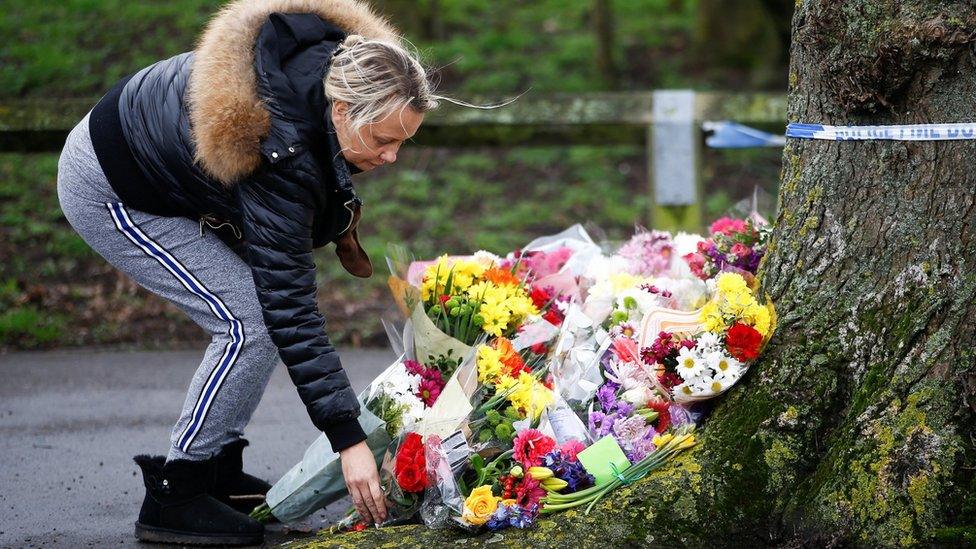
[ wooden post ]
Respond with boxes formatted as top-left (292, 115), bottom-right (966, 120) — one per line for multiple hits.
top-left (650, 90), bottom-right (702, 233)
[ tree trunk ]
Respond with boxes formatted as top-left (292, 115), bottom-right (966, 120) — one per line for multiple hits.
top-left (300, 1), bottom-right (976, 546)
top-left (693, 0), bottom-right (789, 89)
top-left (593, 0), bottom-right (619, 90)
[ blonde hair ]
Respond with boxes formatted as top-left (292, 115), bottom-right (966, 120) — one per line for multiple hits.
top-left (324, 34), bottom-right (520, 149)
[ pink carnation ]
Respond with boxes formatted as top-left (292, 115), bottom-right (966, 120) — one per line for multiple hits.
top-left (709, 217), bottom-right (748, 236)
top-left (559, 439), bottom-right (586, 462)
top-left (731, 242), bottom-right (752, 259)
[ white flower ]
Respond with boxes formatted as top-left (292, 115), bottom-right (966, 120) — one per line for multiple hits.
top-left (621, 386), bottom-right (653, 405)
top-left (675, 346), bottom-right (706, 380)
top-left (399, 392), bottom-right (426, 426)
top-left (707, 351), bottom-right (744, 380)
top-left (699, 375), bottom-right (733, 395)
top-left (654, 277), bottom-right (709, 310)
top-left (379, 364), bottom-right (420, 399)
top-left (473, 250), bottom-right (502, 267)
top-left (615, 286), bottom-right (661, 315)
top-left (669, 232), bottom-right (705, 277)
top-left (673, 381), bottom-right (704, 398)
top-left (695, 332), bottom-right (722, 353)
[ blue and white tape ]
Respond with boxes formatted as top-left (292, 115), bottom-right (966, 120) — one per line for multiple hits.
top-left (787, 122), bottom-right (976, 141)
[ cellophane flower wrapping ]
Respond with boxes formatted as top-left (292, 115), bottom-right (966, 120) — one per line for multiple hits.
top-left (261, 388), bottom-right (391, 523)
top-left (420, 430), bottom-right (471, 528)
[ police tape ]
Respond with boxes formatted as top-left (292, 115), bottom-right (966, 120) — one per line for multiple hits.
top-left (787, 122), bottom-right (976, 141)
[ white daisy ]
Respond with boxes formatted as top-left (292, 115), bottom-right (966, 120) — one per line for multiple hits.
top-left (700, 375), bottom-right (733, 395)
top-left (707, 351), bottom-right (744, 380)
top-left (675, 346), bottom-right (706, 380)
top-left (674, 381), bottom-right (705, 398)
top-left (695, 332), bottom-right (722, 353)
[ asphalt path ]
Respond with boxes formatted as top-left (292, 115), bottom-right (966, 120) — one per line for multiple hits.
top-left (0, 347), bottom-right (394, 548)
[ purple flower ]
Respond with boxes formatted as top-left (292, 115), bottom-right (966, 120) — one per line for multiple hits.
top-left (511, 504), bottom-right (538, 528)
top-left (596, 382), bottom-right (620, 412)
top-left (670, 404), bottom-right (695, 427)
top-left (543, 450), bottom-right (595, 492)
top-left (488, 503), bottom-right (537, 530)
top-left (588, 411), bottom-right (614, 437)
top-left (486, 504), bottom-right (511, 531)
top-left (615, 400), bottom-right (635, 417)
top-left (612, 415), bottom-right (647, 442)
top-left (626, 429), bottom-right (658, 462)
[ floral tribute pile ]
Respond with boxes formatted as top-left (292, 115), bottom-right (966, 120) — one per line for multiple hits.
top-left (253, 217), bottom-right (776, 533)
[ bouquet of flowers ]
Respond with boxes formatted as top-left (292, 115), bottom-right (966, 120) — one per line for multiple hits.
top-left (419, 255), bottom-right (539, 344)
top-left (261, 218), bottom-right (777, 534)
top-left (683, 216), bottom-right (771, 280)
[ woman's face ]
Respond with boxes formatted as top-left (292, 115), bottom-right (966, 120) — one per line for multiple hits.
top-left (331, 101), bottom-right (423, 173)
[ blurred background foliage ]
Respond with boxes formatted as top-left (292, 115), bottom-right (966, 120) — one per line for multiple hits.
top-left (0, 0), bottom-right (791, 349)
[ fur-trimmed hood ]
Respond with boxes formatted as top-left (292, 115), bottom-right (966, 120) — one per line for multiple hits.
top-left (187, 0), bottom-right (400, 186)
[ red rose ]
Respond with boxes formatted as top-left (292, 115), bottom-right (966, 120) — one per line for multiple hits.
top-left (726, 323), bottom-right (763, 361)
top-left (393, 432), bottom-right (427, 493)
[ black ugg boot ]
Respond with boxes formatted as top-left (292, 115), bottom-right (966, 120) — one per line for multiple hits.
top-left (212, 439), bottom-right (272, 514)
top-left (133, 455), bottom-right (264, 546)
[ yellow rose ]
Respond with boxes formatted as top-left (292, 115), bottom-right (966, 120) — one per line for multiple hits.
top-left (462, 485), bottom-right (500, 526)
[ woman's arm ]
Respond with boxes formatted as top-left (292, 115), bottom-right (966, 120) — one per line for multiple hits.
top-left (236, 162), bottom-right (388, 523)
top-left (235, 162), bottom-right (365, 450)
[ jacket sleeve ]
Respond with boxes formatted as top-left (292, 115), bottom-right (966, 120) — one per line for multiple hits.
top-left (235, 162), bottom-right (366, 452)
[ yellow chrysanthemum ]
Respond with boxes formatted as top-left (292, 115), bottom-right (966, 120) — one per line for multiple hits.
top-left (506, 372), bottom-right (553, 420)
top-left (715, 272), bottom-right (749, 295)
top-left (608, 272), bottom-right (646, 294)
top-left (495, 374), bottom-right (518, 391)
top-left (420, 256), bottom-right (488, 301)
top-left (699, 300), bottom-right (726, 332)
top-left (744, 303), bottom-right (771, 337)
top-left (466, 280), bottom-right (539, 338)
top-left (476, 344), bottom-right (505, 384)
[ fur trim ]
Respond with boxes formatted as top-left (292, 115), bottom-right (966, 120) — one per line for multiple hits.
top-left (187, 0), bottom-right (400, 186)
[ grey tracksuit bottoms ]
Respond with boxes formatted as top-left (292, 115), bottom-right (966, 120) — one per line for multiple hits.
top-left (56, 112), bottom-right (280, 461)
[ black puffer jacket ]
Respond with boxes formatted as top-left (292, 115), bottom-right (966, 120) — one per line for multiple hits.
top-left (87, 1), bottom-right (400, 452)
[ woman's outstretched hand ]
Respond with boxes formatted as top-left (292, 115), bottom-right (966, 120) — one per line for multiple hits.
top-left (339, 441), bottom-right (388, 525)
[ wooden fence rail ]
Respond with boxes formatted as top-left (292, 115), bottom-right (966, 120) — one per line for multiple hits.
top-left (0, 90), bottom-right (787, 231)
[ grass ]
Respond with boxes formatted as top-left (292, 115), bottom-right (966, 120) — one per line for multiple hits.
top-left (0, 0), bottom-right (784, 350)
top-left (1, 0), bottom-right (703, 98)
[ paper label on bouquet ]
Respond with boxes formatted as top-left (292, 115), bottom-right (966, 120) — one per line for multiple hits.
top-left (411, 302), bottom-right (472, 365)
top-left (577, 435), bottom-right (632, 486)
top-left (637, 306), bottom-right (705, 349)
top-left (546, 399), bottom-right (589, 444)
top-left (440, 430), bottom-right (472, 472)
top-left (415, 377), bottom-right (472, 440)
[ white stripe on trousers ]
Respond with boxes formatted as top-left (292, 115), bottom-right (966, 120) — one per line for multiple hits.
top-left (105, 202), bottom-right (244, 453)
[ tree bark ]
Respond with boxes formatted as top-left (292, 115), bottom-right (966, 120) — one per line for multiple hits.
top-left (300, 1), bottom-right (976, 546)
top-left (593, 0), bottom-right (619, 90)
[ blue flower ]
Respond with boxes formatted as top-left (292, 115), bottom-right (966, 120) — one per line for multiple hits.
top-left (486, 504), bottom-right (511, 531)
top-left (542, 450), bottom-right (595, 492)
